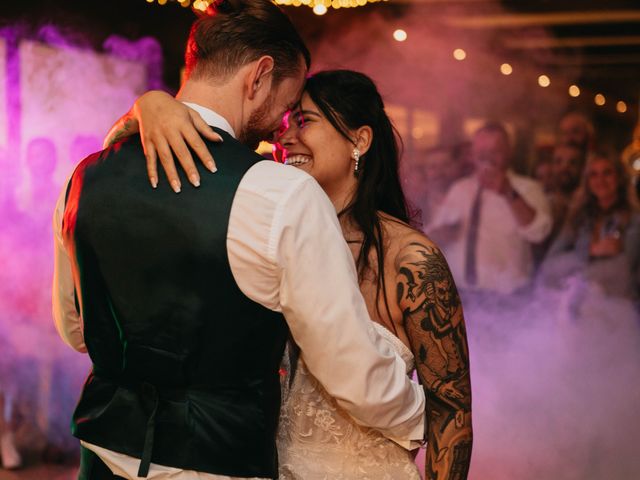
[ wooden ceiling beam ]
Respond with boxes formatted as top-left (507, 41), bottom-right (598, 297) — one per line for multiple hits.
top-left (503, 35), bottom-right (640, 49)
top-left (543, 53), bottom-right (640, 66)
top-left (445, 10), bottom-right (640, 28)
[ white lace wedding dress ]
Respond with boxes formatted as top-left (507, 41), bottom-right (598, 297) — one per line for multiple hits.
top-left (277, 323), bottom-right (421, 480)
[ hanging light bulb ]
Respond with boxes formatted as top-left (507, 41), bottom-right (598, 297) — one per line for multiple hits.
top-left (538, 75), bottom-right (550, 87)
top-left (500, 63), bottom-right (513, 75)
top-left (453, 48), bottom-right (467, 61)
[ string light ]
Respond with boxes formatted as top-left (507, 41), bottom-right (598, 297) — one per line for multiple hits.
top-left (393, 29), bottom-right (407, 42)
top-left (193, 0), bottom-right (209, 10)
top-left (142, 2), bottom-right (634, 112)
top-left (313, 4), bottom-right (327, 14)
top-left (500, 63), bottom-right (513, 75)
top-left (453, 48), bottom-right (466, 61)
top-left (145, 0), bottom-right (387, 11)
top-left (538, 75), bottom-right (550, 87)
top-left (448, 54), bottom-right (629, 110)
top-left (275, 0), bottom-right (388, 10)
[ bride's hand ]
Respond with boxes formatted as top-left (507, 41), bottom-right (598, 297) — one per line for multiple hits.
top-left (135, 91), bottom-right (223, 192)
top-left (104, 90), bottom-right (223, 192)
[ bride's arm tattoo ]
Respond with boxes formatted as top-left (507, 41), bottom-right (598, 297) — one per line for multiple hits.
top-left (396, 241), bottom-right (472, 480)
top-left (103, 112), bottom-right (139, 148)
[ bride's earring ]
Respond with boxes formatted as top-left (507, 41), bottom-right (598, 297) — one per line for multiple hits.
top-left (352, 148), bottom-right (360, 177)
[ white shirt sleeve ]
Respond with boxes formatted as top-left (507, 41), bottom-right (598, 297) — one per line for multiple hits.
top-left (263, 169), bottom-right (425, 442)
top-left (52, 180), bottom-right (87, 353)
top-left (512, 175), bottom-right (553, 243)
top-left (427, 179), bottom-right (466, 230)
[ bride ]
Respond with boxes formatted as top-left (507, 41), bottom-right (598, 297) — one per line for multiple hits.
top-left (106, 69), bottom-right (473, 479)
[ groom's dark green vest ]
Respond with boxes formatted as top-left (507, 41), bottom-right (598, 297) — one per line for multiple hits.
top-left (64, 131), bottom-right (288, 479)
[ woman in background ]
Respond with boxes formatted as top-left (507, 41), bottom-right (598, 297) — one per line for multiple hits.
top-left (541, 151), bottom-right (640, 302)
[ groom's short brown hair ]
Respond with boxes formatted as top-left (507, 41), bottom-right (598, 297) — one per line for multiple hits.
top-left (185, 0), bottom-right (310, 84)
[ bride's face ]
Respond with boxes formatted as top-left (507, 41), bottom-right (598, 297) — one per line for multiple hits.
top-left (278, 93), bottom-right (356, 195)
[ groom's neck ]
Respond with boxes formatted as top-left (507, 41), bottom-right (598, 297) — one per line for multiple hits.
top-left (176, 77), bottom-right (243, 136)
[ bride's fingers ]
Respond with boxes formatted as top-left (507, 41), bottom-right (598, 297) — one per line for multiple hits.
top-left (166, 131), bottom-right (200, 187)
top-left (155, 137), bottom-right (182, 193)
top-left (143, 140), bottom-right (159, 189)
top-left (190, 109), bottom-right (223, 143)
top-left (181, 127), bottom-right (217, 174)
top-left (188, 111), bottom-right (219, 173)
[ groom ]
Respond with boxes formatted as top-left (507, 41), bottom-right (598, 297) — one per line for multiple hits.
top-left (52, 1), bottom-right (425, 479)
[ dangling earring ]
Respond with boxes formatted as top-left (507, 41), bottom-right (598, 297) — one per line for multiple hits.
top-left (353, 148), bottom-right (360, 177)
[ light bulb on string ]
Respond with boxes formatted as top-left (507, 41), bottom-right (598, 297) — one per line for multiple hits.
top-left (453, 49), bottom-right (466, 61)
top-left (538, 75), bottom-right (550, 88)
top-left (393, 29), bottom-right (407, 42)
top-left (500, 63), bottom-right (512, 75)
top-left (313, 4), bottom-right (327, 14)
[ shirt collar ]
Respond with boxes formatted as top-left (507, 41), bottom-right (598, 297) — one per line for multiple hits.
top-left (181, 102), bottom-right (236, 139)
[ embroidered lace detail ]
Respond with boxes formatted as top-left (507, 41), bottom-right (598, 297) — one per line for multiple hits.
top-left (277, 324), bottom-right (420, 479)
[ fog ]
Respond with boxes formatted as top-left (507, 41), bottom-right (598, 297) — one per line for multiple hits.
top-left (0, 25), bottom-right (155, 460)
top-left (300, 3), bottom-right (640, 478)
top-left (0, 5), bottom-right (638, 478)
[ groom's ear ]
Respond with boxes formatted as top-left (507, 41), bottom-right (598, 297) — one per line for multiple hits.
top-left (246, 55), bottom-right (275, 101)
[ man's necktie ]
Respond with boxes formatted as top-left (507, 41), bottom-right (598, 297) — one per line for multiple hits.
top-left (464, 186), bottom-right (483, 286)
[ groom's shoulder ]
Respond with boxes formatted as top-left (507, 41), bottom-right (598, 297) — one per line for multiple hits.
top-left (76, 135), bottom-right (145, 170)
top-left (236, 160), bottom-right (333, 225)
top-left (241, 160), bottom-right (323, 200)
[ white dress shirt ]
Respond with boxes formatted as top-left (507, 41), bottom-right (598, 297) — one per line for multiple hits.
top-left (52, 104), bottom-right (425, 479)
top-left (427, 170), bottom-right (552, 294)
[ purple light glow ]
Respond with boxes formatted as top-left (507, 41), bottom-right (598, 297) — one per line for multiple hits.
top-left (0, 26), bottom-right (160, 460)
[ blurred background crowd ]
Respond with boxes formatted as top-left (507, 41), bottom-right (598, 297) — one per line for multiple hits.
top-left (0, 0), bottom-right (639, 478)
top-left (418, 112), bottom-right (640, 304)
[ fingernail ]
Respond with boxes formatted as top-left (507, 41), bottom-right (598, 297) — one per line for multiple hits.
top-left (207, 162), bottom-right (217, 173)
top-left (216, 135), bottom-right (223, 142)
top-left (171, 180), bottom-right (181, 193)
top-left (150, 177), bottom-right (158, 189)
top-left (190, 174), bottom-right (200, 187)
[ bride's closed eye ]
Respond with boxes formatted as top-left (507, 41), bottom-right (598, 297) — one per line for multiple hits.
top-left (296, 110), bottom-right (321, 129)
top-left (292, 112), bottom-right (308, 129)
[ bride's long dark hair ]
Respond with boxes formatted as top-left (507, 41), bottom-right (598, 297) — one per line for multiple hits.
top-left (304, 70), bottom-right (417, 323)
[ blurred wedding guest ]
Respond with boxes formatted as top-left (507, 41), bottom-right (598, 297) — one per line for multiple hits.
top-left (0, 332), bottom-right (22, 470)
top-left (533, 143), bottom-right (587, 266)
top-left (557, 111), bottom-right (596, 153)
top-left (0, 149), bottom-right (22, 470)
top-left (452, 140), bottom-right (474, 178)
top-left (23, 137), bottom-right (59, 224)
top-left (533, 154), bottom-right (554, 193)
top-left (0, 149), bottom-right (20, 225)
top-left (552, 143), bottom-right (586, 197)
top-left (0, 392), bottom-right (22, 470)
top-left (540, 151), bottom-right (640, 300)
top-left (416, 145), bottom-right (464, 224)
top-left (427, 122), bottom-right (552, 294)
top-left (621, 122), bottom-right (640, 198)
top-left (0, 378), bottom-right (21, 470)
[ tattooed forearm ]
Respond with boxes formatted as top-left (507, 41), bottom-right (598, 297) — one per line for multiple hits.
top-left (104, 113), bottom-right (138, 148)
top-left (450, 441), bottom-right (472, 480)
top-left (396, 241), bottom-right (472, 480)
